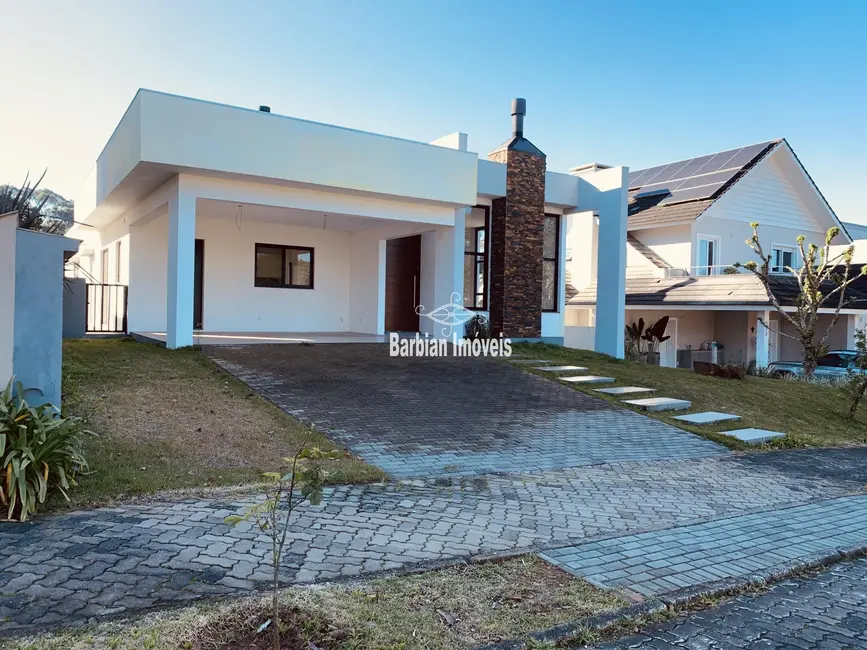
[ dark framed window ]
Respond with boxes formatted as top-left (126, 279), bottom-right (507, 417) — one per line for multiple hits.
top-left (542, 214), bottom-right (560, 312)
top-left (254, 243), bottom-right (314, 289)
top-left (463, 206), bottom-right (489, 309)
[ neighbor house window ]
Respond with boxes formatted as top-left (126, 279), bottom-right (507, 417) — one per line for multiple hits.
top-left (696, 236), bottom-right (720, 276)
top-left (254, 244), bottom-right (314, 289)
top-left (542, 214), bottom-right (560, 312)
top-left (463, 206), bottom-right (489, 309)
top-left (771, 245), bottom-right (795, 273)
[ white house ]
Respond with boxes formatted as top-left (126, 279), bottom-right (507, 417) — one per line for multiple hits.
top-left (68, 90), bottom-right (629, 353)
top-left (567, 139), bottom-right (864, 367)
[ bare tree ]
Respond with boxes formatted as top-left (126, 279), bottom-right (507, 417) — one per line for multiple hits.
top-left (737, 222), bottom-right (867, 378)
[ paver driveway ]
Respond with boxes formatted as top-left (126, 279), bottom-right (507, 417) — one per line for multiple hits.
top-left (206, 344), bottom-right (725, 477)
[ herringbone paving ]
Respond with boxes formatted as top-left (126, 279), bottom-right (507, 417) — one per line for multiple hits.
top-left (2, 450), bottom-right (867, 633)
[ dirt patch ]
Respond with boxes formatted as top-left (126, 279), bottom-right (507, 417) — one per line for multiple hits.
top-left (192, 604), bottom-right (342, 650)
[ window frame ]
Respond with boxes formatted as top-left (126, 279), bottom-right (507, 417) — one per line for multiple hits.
top-left (254, 243), bottom-right (315, 290)
top-left (695, 234), bottom-right (721, 276)
top-left (114, 241), bottom-right (122, 283)
top-left (101, 247), bottom-right (109, 284)
top-left (542, 214), bottom-right (560, 313)
top-left (770, 244), bottom-right (796, 274)
top-left (463, 205), bottom-right (489, 311)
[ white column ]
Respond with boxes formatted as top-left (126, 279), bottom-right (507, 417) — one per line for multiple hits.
top-left (166, 188), bottom-right (196, 349)
top-left (375, 239), bottom-right (386, 336)
top-left (846, 314), bottom-right (857, 349)
top-left (755, 310), bottom-right (771, 368)
top-left (593, 168), bottom-right (628, 358)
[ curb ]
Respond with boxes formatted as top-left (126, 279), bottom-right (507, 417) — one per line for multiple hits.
top-left (473, 543), bottom-right (867, 650)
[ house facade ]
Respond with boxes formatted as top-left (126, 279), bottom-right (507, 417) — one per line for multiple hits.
top-left (567, 139), bottom-right (863, 367)
top-left (69, 90), bottom-right (629, 353)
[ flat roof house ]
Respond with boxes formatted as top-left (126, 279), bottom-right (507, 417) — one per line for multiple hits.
top-left (567, 139), bottom-right (864, 367)
top-left (69, 91), bottom-right (629, 353)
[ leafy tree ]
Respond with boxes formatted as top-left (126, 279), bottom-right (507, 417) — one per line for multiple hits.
top-left (737, 222), bottom-right (867, 378)
top-left (0, 171), bottom-right (71, 234)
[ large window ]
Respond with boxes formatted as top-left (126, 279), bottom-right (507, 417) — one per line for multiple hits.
top-left (771, 245), bottom-right (795, 274)
top-left (254, 243), bottom-right (314, 289)
top-left (542, 214), bottom-right (560, 312)
top-left (696, 235), bottom-right (720, 276)
top-left (463, 206), bottom-right (489, 309)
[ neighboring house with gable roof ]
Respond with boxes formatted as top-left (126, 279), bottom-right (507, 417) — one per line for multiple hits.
top-left (566, 139), bottom-right (866, 368)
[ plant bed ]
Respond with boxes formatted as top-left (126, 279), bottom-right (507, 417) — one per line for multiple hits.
top-left (57, 339), bottom-right (385, 511)
top-left (3, 556), bottom-right (625, 650)
top-left (193, 603), bottom-right (342, 650)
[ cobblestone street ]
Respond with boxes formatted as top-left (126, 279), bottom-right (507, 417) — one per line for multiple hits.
top-left (593, 557), bottom-right (867, 649)
top-left (3, 449), bottom-right (867, 633)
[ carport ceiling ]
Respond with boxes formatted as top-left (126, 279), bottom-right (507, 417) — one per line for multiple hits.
top-left (198, 198), bottom-right (406, 232)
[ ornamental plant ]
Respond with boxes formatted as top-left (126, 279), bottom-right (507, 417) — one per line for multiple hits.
top-left (0, 379), bottom-right (94, 521)
top-left (225, 445), bottom-right (341, 650)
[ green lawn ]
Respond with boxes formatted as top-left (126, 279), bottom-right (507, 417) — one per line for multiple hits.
top-left (59, 339), bottom-right (385, 510)
top-left (512, 343), bottom-right (867, 450)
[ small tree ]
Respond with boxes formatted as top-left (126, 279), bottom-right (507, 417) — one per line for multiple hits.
top-left (846, 327), bottom-right (867, 419)
top-left (225, 446), bottom-right (341, 650)
top-left (737, 223), bottom-right (867, 378)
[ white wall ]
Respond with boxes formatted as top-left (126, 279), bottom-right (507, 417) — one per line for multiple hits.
top-left (693, 216), bottom-right (827, 269)
top-left (195, 216), bottom-right (352, 332)
top-left (628, 225), bottom-right (692, 270)
top-left (128, 211), bottom-right (168, 332)
top-left (138, 91), bottom-right (479, 206)
top-left (0, 213), bottom-right (16, 384)
top-left (566, 211), bottom-right (597, 294)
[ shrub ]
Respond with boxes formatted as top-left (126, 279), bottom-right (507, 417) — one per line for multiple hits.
top-left (0, 380), bottom-right (94, 521)
top-left (846, 327), bottom-right (867, 419)
top-left (464, 314), bottom-right (491, 340)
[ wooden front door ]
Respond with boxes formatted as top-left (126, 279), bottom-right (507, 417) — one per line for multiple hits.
top-left (385, 235), bottom-right (421, 332)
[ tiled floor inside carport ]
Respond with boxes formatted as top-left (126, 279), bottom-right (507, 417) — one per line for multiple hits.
top-left (206, 344), bottom-right (726, 478)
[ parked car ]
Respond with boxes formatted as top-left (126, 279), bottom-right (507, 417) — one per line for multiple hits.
top-left (768, 350), bottom-right (864, 379)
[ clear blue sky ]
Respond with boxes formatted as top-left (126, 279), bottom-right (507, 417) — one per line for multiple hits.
top-left (3, 0), bottom-right (866, 220)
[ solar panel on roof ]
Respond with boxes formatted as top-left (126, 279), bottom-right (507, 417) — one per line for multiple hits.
top-left (627, 140), bottom-right (778, 205)
top-left (659, 183), bottom-right (726, 205)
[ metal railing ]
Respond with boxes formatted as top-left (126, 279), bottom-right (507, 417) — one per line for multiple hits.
top-left (663, 265), bottom-right (741, 278)
top-left (86, 284), bottom-right (128, 333)
top-left (65, 261), bottom-right (100, 284)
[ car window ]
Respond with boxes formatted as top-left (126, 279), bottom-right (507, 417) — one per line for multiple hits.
top-left (818, 353), bottom-right (848, 368)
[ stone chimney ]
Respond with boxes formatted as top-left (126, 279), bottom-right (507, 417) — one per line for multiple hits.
top-left (487, 98), bottom-right (547, 338)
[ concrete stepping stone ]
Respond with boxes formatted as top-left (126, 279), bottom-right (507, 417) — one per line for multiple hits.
top-left (560, 375), bottom-right (615, 384)
top-left (509, 359), bottom-right (552, 364)
top-left (623, 397), bottom-right (691, 412)
top-left (594, 386), bottom-right (656, 395)
top-left (721, 428), bottom-right (786, 444)
top-left (674, 411), bottom-right (741, 425)
top-left (534, 365), bottom-right (588, 372)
